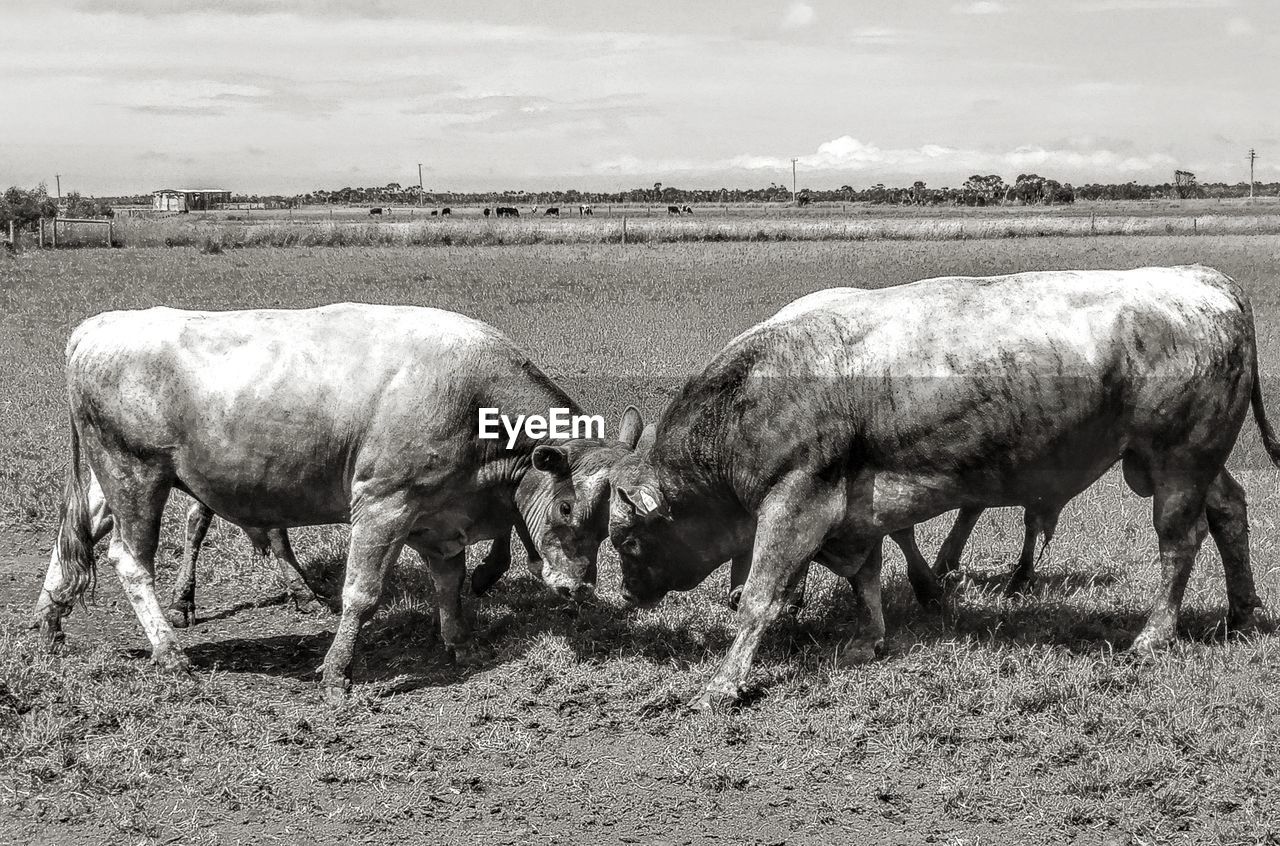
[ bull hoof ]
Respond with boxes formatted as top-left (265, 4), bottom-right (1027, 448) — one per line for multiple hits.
top-left (291, 594), bottom-right (329, 616)
top-left (38, 619), bottom-right (65, 652)
top-left (321, 682), bottom-right (350, 708)
top-left (1129, 630), bottom-right (1172, 658)
top-left (838, 638), bottom-right (884, 667)
top-left (448, 640), bottom-right (493, 668)
top-left (1003, 577), bottom-right (1034, 599)
top-left (688, 684), bottom-right (740, 712)
top-left (165, 604), bottom-right (194, 629)
top-left (1227, 606), bottom-right (1262, 635)
top-left (152, 647), bottom-right (192, 674)
top-left (471, 564), bottom-right (503, 597)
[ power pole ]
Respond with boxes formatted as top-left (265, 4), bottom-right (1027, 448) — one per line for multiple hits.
top-left (1248, 149), bottom-right (1256, 199)
top-left (790, 158), bottom-right (798, 202)
top-left (417, 163), bottom-right (424, 206)
top-left (55, 174), bottom-right (61, 201)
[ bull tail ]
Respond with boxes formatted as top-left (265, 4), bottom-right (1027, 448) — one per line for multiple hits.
top-left (1250, 348), bottom-right (1280, 468)
top-left (55, 409), bottom-right (97, 608)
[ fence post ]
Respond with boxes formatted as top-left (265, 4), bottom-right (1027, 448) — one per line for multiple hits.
top-left (51, 218), bottom-right (58, 248)
top-left (108, 219), bottom-right (115, 246)
top-left (1192, 217), bottom-right (1197, 234)
top-left (7, 220), bottom-right (13, 246)
top-left (38, 218), bottom-right (44, 248)
top-left (1090, 212), bottom-right (1096, 236)
top-left (622, 215), bottom-right (627, 245)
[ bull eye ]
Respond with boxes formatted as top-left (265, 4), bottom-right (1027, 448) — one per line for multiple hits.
top-left (621, 536), bottom-right (640, 554)
top-left (557, 500), bottom-right (573, 521)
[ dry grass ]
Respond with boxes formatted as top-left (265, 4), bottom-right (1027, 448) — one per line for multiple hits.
top-left (22, 204), bottom-right (1280, 251)
top-left (2, 236), bottom-right (1280, 844)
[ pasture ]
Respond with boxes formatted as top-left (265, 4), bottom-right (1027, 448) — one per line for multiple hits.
top-left (2, 235), bottom-right (1280, 844)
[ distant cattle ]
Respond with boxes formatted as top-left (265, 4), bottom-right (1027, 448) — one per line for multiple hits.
top-left (441, 208), bottom-right (451, 216)
top-left (667, 205), bottom-right (681, 215)
top-left (369, 207), bottom-right (383, 216)
top-left (430, 210), bottom-right (438, 216)
top-left (496, 207), bottom-right (519, 218)
top-left (681, 205), bottom-right (694, 215)
top-left (579, 204), bottom-right (593, 216)
top-left (483, 208), bottom-right (491, 217)
top-left (544, 207), bottom-right (560, 217)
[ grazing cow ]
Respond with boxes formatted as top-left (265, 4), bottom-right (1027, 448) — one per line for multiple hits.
top-left (579, 204), bottom-right (593, 216)
top-left (667, 205), bottom-right (681, 216)
top-left (369, 208), bottom-right (383, 216)
top-left (682, 205), bottom-right (694, 215)
top-left (608, 266), bottom-right (1277, 709)
top-left (167, 503), bottom-right (542, 627)
top-left (497, 207), bottom-right (519, 218)
top-left (431, 210), bottom-right (439, 216)
top-left (483, 208), bottom-right (491, 217)
top-left (544, 207), bottom-right (560, 217)
top-left (441, 208), bottom-right (451, 216)
top-left (33, 304), bottom-right (645, 704)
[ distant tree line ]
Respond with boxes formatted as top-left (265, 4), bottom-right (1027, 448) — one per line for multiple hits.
top-left (271, 173), bottom-right (1278, 208)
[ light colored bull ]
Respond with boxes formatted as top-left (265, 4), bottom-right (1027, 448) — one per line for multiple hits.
top-left (33, 303), bottom-right (642, 704)
top-left (609, 266), bottom-right (1279, 709)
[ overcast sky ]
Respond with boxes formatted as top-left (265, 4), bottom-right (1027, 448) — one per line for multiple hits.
top-left (2, 0), bottom-right (1275, 195)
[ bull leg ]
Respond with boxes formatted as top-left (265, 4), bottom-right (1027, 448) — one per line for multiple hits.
top-left (97, 464), bottom-right (187, 672)
top-left (1204, 469), bottom-right (1263, 632)
top-left (514, 520), bottom-right (543, 580)
top-left (692, 473), bottom-right (843, 710)
top-left (935, 506), bottom-right (984, 576)
top-left (258, 528), bottom-right (326, 613)
top-left (1004, 511), bottom-right (1041, 597)
top-left (728, 551), bottom-right (808, 617)
top-left (890, 528), bottom-right (943, 609)
top-left (166, 502), bottom-right (212, 628)
top-left (727, 552), bottom-right (752, 611)
top-left (413, 544), bottom-right (487, 666)
top-left (471, 533), bottom-right (512, 597)
top-left (32, 470), bottom-right (114, 641)
top-left (824, 539), bottom-right (885, 665)
top-left (320, 518), bottom-right (406, 706)
top-left (1131, 473), bottom-right (1210, 654)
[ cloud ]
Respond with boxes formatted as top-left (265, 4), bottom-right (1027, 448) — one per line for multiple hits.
top-left (953, 1), bottom-right (1007, 14)
top-left (595, 136), bottom-right (1179, 181)
top-left (781, 1), bottom-right (816, 29)
top-left (1225, 16), bottom-right (1256, 36)
top-left (1075, 0), bottom-right (1233, 9)
top-left (848, 27), bottom-right (906, 46)
top-left (410, 93), bottom-right (644, 136)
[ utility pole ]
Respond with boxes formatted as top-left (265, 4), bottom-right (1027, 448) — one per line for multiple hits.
top-left (790, 158), bottom-right (798, 202)
top-left (55, 174), bottom-right (61, 201)
top-left (1248, 149), bottom-right (1257, 199)
top-left (417, 163), bottom-right (424, 206)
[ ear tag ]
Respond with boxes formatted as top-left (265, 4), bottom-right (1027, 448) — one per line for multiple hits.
top-left (637, 491), bottom-right (659, 514)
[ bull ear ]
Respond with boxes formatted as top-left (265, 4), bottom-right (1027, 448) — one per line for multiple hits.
top-left (635, 424), bottom-right (657, 454)
top-left (615, 483), bottom-right (667, 519)
top-left (532, 444), bottom-right (571, 477)
top-left (617, 406), bottom-right (643, 449)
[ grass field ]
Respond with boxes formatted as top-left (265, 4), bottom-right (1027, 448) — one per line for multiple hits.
top-left (27, 199), bottom-right (1280, 250)
top-left (2, 235), bottom-right (1280, 844)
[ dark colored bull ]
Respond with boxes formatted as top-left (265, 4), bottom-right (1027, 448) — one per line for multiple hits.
top-left (609, 266), bottom-right (1279, 709)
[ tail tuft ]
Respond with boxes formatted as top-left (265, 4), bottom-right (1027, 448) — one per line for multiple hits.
top-left (1251, 351), bottom-right (1280, 468)
top-left (53, 413), bottom-right (96, 609)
